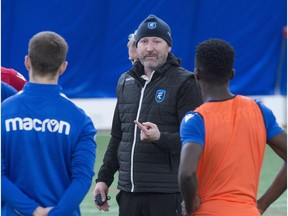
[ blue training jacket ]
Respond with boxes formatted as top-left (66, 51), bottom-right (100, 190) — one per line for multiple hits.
top-left (1, 83), bottom-right (97, 216)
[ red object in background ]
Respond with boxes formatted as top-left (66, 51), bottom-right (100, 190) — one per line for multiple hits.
top-left (1, 67), bottom-right (28, 91)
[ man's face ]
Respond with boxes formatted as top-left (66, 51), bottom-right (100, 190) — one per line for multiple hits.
top-left (137, 37), bottom-right (171, 71)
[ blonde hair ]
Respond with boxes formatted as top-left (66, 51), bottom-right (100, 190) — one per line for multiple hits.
top-left (127, 30), bottom-right (137, 48)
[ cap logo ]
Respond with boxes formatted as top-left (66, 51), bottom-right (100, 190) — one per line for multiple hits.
top-left (147, 22), bottom-right (157, 29)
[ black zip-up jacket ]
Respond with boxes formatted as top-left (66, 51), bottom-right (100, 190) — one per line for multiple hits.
top-left (97, 53), bottom-right (203, 193)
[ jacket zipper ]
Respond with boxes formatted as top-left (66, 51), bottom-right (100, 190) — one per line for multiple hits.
top-left (130, 72), bottom-right (154, 192)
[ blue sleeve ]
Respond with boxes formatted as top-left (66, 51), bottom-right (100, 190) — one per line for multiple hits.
top-left (48, 117), bottom-right (97, 216)
top-left (1, 156), bottom-right (39, 215)
top-left (1, 81), bottom-right (17, 102)
top-left (180, 111), bottom-right (205, 147)
top-left (255, 100), bottom-right (285, 141)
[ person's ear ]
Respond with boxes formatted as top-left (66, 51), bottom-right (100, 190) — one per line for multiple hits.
top-left (59, 61), bottom-right (68, 76)
top-left (168, 46), bottom-right (172, 53)
top-left (194, 68), bottom-right (200, 80)
top-left (230, 69), bottom-right (235, 80)
top-left (24, 55), bottom-right (31, 71)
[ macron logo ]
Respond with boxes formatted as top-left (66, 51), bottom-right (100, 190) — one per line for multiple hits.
top-left (185, 113), bottom-right (195, 122)
top-left (5, 117), bottom-right (71, 135)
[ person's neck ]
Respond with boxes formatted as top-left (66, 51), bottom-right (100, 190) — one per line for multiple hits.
top-left (144, 68), bottom-right (154, 79)
top-left (202, 86), bottom-right (234, 102)
top-left (29, 76), bottom-right (58, 85)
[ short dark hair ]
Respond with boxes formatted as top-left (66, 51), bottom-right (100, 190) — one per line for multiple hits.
top-left (28, 31), bottom-right (68, 77)
top-left (195, 39), bottom-right (235, 85)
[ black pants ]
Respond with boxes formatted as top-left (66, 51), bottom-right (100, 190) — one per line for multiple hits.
top-left (116, 191), bottom-right (182, 216)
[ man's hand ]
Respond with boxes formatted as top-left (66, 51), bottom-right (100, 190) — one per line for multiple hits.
top-left (181, 195), bottom-right (200, 216)
top-left (257, 200), bottom-right (265, 215)
top-left (32, 206), bottom-right (53, 216)
top-left (134, 120), bottom-right (160, 142)
top-left (92, 182), bottom-right (110, 211)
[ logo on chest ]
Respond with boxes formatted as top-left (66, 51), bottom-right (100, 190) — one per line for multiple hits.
top-left (155, 89), bottom-right (166, 103)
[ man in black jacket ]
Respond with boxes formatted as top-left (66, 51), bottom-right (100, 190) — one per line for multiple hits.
top-left (93, 14), bottom-right (203, 216)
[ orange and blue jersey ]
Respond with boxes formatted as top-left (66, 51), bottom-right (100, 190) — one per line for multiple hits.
top-left (180, 95), bottom-right (284, 216)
